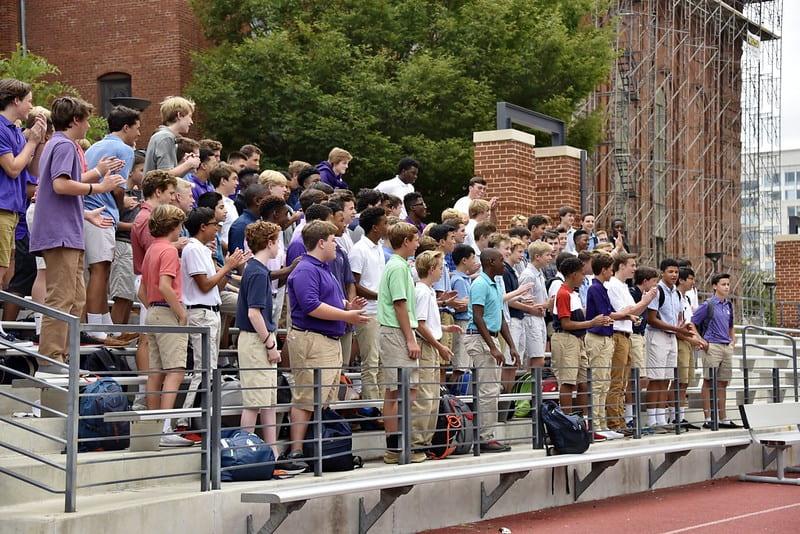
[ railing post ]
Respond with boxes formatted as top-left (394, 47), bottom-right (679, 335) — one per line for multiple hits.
top-left (211, 369), bottom-right (222, 490)
top-left (312, 368), bottom-right (323, 477)
top-left (64, 317), bottom-right (81, 513)
top-left (673, 367), bottom-right (681, 435)
top-left (586, 366), bottom-right (594, 437)
top-left (471, 366), bottom-right (480, 456)
top-left (200, 329), bottom-right (211, 492)
top-left (742, 328), bottom-right (750, 404)
top-left (772, 367), bottom-right (781, 404)
top-left (632, 367), bottom-right (642, 439)
top-left (532, 367), bottom-right (543, 449)
top-left (791, 338), bottom-right (798, 402)
top-left (710, 367), bottom-right (719, 431)
top-left (399, 367), bottom-right (411, 465)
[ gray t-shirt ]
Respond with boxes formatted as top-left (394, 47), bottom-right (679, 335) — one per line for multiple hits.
top-left (144, 126), bottom-right (177, 172)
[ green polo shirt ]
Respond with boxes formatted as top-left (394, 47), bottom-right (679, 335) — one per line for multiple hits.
top-left (377, 254), bottom-right (418, 328)
top-left (467, 271), bottom-right (503, 333)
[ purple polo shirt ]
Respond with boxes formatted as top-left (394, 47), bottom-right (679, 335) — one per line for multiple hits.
top-left (285, 238), bottom-right (307, 266)
top-left (691, 297), bottom-right (733, 345)
top-left (287, 253), bottom-right (346, 338)
top-left (405, 216), bottom-right (426, 235)
top-left (585, 278), bottom-right (614, 336)
top-left (0, 115), bottom-right (33, 215)
top-left (29, 133), bottom-right (85, 252)
top-left (187, 173), bottom-right (215, 204)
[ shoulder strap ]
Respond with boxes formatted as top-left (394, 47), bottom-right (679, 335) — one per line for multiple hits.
top-left (658, 285), bottom-right (665, 308)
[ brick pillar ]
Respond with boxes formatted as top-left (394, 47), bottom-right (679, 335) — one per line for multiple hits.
top-left (775, 235), bottom-right (800, 327)
top-left (473, 130), bottom-right (583, 229)
top-left (533, 146), bottom-right (583, 222)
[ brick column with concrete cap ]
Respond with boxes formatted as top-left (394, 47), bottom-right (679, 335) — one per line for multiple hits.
top-left (775, 234), bottom-right (800, 327)
top-left (473, 129), bottom-right (537, 229)
top-left (473, 130), bottom-right (583, 230)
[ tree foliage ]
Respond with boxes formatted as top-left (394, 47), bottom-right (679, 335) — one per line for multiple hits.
top-left (188, 0), bottom-right (614, 212)
top-left (0, 45), bottom-right (107, 141)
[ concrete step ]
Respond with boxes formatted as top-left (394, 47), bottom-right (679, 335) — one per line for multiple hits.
top-left (0, 416), bottom-right (65, 457)
top-left (0, 385), bottom-right (41, 416)
top-left (0, 447), bottom-right (201, 507)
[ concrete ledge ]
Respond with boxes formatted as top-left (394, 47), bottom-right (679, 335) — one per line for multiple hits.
top-left (473, 129), bottom-right (536, 147)
top-left (776, 234), bottom-right (800, 243)
top-left (535, 145), bottom-right (583, 159)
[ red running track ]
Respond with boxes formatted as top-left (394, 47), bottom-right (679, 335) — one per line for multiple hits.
top-left (423, 476), bottom-right (800, 534)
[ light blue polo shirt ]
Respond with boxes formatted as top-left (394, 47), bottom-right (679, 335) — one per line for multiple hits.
top-left (467, 271), bottom-right (503, 333)
top-left (646, 280), bottom-right (682, 328)
top-left (84, 134), bottom-right (133, 225)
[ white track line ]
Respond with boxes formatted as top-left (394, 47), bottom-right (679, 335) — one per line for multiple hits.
top-left (662, 501), bottom-right (800, 533)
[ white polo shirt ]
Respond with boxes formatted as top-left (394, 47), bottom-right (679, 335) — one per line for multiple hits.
top-left (374, 176), bottom-right (414, 218)
top-left (415, 282), bottom-right (442, 340)
top-left (348, 235), bottom-right (384, 316)
top-left (606, 275), bottom-right (634, 333)
top-left (181, 238), bottom-right (221, 306)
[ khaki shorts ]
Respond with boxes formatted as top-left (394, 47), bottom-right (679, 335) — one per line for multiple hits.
top-left (450, 319), bottom-right (471, 371)
top-left (0, 210), bottom-right (19, 268)
top-left (677, 339), bottom-right (696, 385)
top-left (702, 343), bottom-right (733, 382)
top-left (83, 220), bottom-right (116, 265)
top-left (237, 330), bottom-right (277, 408)
top-left (146, 306), bottom-right (188, 370)
top-left (550, 332), bottom-right (588, 385)
top-left (522, 315), bottom-right (547, 362)
top-left (630, 333), bottom-right (646, 376)
top-left (379, 326), bottom-right (420, 391)
top-left (645, 328), bottom-right (677, 380)
top-left (287, 328), bottom-right (342, 410)
top-left (109, 241), bottom-right (136, 300)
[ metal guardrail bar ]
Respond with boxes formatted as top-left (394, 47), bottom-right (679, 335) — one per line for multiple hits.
top-left (0, 290), bottom-right (78, 322)
top-left (742, 325), bottom-right (798, 402)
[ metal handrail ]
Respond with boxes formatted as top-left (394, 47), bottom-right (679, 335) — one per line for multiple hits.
top-left (741, 325), bottom-right (798, 403)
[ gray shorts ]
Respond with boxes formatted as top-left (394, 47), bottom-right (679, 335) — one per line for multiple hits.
top-left (109, 241), bottom-right (136, 300)
top-left (84, 221), bottom-right (116, 264)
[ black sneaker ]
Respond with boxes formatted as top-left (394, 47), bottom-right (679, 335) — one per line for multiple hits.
top-left (0, 331), bottom-right (34, 348)
top-left (275, 450), bottom-right (308, 477)
top-left (681, 419), bottom-right (701, 430)
top-left (80, 332), bottom-right (105, 345)
top-left (718, 420), bottom-right (740, 429)
top-left (702, 421), bottom-right (713, 429)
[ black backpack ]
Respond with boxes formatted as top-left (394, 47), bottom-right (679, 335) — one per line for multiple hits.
top-left (696, 299), bottom-right (731, 337)
top-left (80, 347), bottom-right (131, 373)
top-left (540, 401), bottom-right (591, 455)
top-left (303, 408), bottom-right (362, 472)
top-left (430, 387), bottom-right (475, 458)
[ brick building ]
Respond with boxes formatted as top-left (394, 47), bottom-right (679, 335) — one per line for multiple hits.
top-left (1, 0), bottom-right (207, 143)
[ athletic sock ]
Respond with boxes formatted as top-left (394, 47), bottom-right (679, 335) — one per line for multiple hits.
top-left (162, 418), bottom-right (172, 434)
top-left (102, 312), bottom-right (119, 337)
top-left (624, 404), bottom-right (633, 424)
top-left (87, 313), bottom-right (107, 340)
top-left (679, 407), bottom-right (686, 421)
top-left (647, 408), bottom-right (657, 427)
top-left (34, 313), bottom-right (42, 336)
top-left (656, 408), bottom-right (667, 426)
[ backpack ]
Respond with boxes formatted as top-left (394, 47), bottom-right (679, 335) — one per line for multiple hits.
top-left (80, 347), bottom-right (131, 373)
top-left (303, 408), bottom-right (361, 472)
top-left (448, 371), bottom-right (472, 397)
top-left (540, 400), bottom-right (590, 455)
top-left (0, 354), bottom-right (37, 385)
top-left (697, 299), bottom-right (731, 337)
top-left (78, 377), bottom-right (130, 452)
top-left (431, 388), bottom-right (475, 456)
top-left (220, 430), bottom-right (275, 481)
top-left (513, 373), bottom-right (559, 418)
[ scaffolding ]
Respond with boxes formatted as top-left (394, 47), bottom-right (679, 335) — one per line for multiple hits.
top-left (588, 0), bottom-right (782, 309)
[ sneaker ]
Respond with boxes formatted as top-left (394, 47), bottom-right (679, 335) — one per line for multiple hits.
top-left (610, 427), bottom-right (634, 437)
top-left (383, 450), bottom-right (400, 464)
top-left (175, 426), bottom-right (203, 443)
top-left (0, 331), bottom-right (34, 348)
top-left (653, 425), bottom-right (671, 434)
top-left (718, 420), bottom-right (740, 429)
top-left (592, 432), bottom-right (607, 442)
top-left (702, 421), bottom-right (713, 429)
top-left (80, 332), bottom-right (105, 346)
top-left (277, 451), bottom-right (309, 474)
top-left (410, 451), bottom-right (428, 463)
top-left (103, 333), bottom-right (139, 347)
top-left (680, 419), bottom-right (701, 430)
top-left (159, 434), bottom-right (195, 447)
top-left (598, 430), bottom-right (624, 440)
top-left (480, 440), bottom-right (511, 453)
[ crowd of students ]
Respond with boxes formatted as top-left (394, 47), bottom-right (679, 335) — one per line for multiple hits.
top-left (0, 81), bottom-right (737, 472)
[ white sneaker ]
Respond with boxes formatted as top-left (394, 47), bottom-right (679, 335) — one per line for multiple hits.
top-left (159, 434), bottom-right (195, 447)
top-left (598, 429), bottom-right (624, 440)
top-left (0, 331), bottom-right (34, 348)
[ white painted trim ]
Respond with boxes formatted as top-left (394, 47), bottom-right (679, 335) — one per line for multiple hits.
top-left (535, 146), bottom-right (583, 159)
top-left (776, 234), bottom-right (800, 243)
top-left (473, 129), bottom-right (536, 147)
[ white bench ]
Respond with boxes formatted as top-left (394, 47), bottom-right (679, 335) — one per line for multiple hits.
top-left (240, 433), bottom-right (750, 534)
top-left (739, 401), bottom-right (800, 485)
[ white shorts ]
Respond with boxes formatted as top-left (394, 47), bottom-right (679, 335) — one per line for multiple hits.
top-left (504, 317), bottom-right (526, 365)
top-left (645, 328), bottom-right (678, 380)
top-left (84, 221), bottom-right (116, 265)
top-left (521, 315), bottom-right (547, 361)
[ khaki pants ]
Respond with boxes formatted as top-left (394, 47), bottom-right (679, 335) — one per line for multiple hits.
top-left (39, 248), bottom-right (86, 363)
top-left (412, 341), bottom-right (440, 447)
top-left (179, 308), bottom-right (221, 425)
top-left (464, 334), bottom-right (502, 441)
top-left (585, 333), bottom-right (614, 430)
top-left (340, 330), bottom-right (353, 370)
top-left (606, 332), bottom-right (631, 430)
top-left (356, 317), bottom-right (381, 400)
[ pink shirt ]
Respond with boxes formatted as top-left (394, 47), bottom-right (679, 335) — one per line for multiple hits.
top-left (131, 201), bottom-right (154, 275)
top-left (141, 237), bottom-right (182, 304)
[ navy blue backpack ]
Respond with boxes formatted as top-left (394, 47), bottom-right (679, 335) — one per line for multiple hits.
top-left (303, 408), bottom-right (360, 472)
top-left (540, 400), bottom-right (591, 455)
top-left (78, 377), bottom-right (130, 452)
top-left (220, 430), bottom-right (275, 481)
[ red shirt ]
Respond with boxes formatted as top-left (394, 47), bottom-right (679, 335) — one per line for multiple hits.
top-left (140, 237), bottom-right (182, 304)
top-left (554, 283), bottom-right (587, 336)
top-left (131, 201), bottom-right (154, 275)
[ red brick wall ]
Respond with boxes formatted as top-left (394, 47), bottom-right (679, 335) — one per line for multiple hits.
top-left (3, 1), bottom-right (207, 146)
top-left (775, 236), bottom-right (800, 327)
top-left (0, 5), bottom-right (20, 55)
top-left (473, 132), bottom-right (582, 229)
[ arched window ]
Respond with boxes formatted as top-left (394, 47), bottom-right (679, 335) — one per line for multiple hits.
top-left (97, 73), bottom-right (131, 117)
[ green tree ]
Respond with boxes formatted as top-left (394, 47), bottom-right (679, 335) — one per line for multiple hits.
top-left (188, 0), bottom-right (614, 213)
top-left (0, 45), bottom-right (107, 141)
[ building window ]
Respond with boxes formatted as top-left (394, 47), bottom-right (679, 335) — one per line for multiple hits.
top-left (97, 73), bottom-right (132, 118)
top-left (787, 171), bottom-right (796, 185)
top-left (789, 206), bottom-right (797, 218)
